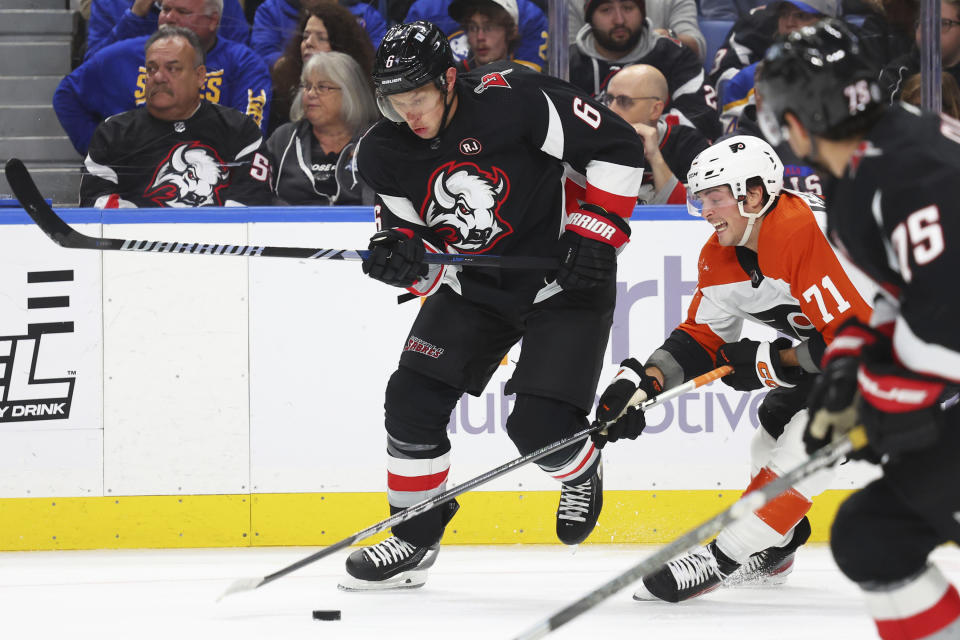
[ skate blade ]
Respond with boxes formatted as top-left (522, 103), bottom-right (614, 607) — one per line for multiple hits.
top-left (337, 570), bottom-right (428, 592)
top-left (725, 559), bottom-right (795, 589)
top-left (632, 580), bottom-right (722, 603)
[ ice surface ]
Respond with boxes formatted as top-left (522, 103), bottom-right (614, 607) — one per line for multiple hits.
top-left (3, 544), bottom-right (959, 639)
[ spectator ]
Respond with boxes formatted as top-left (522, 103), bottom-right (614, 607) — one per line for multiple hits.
top-left (707, 0), bottom-right (839, 91)
top-left (266, 51), bottom-right (376, 205)
top-left (85, 0), bottom-right (250, 59)
top-left (566, 0), bottom-right (706, 61)
top-left (79, 27), bottom-right (274, 207)
top-left (569, 0), bottom-right (721, 138)
top-left (448, 0), bottom-right (525, 70)
top-left (269, 2), bottom-right (374, 133)
top-left (252, 0), bottom-right (386, 70)
top-left (880, 0), bottom-right (960, 99)
top-left (54, 0), bottom-right (271, 155)
top-left (900, 70), bottom-right (960, 117)
top-left (406, 0), bottom-right (549, 71)
top-left (602, 64), bottom-right (709, 203)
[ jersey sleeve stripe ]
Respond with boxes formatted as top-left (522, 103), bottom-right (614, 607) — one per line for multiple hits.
top-left (235, 137), bottom-right (262, 160)
top-left (539, 90), bottom-right (564, 160)
top-left (893, 315), bottom-right (960, 383)
top-left (380, 193), bottom-right (424, 228)
top-left (84, 155), bottom-right (118, 184)
top-left (672, 69), bottom-right (704, 99)
top-left (585, 159), bottom-right (644, 199)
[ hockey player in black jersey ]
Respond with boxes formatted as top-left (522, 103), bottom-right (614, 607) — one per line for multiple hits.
top-left (79, 27), bottom-right (274, 208)
top-left (759, 19), bottom-right (960, 639)
top-left (339, 20), bottom-right (644, 591)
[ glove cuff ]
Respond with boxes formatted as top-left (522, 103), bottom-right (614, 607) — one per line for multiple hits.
top-left (858, 366), bottom-right (945, 413)
top-left (565, 204), bottom-right (631, 249)
top-left (756, 340), bottom-right (797, 389)
top-left (406, 239), bottom-right (447, 297)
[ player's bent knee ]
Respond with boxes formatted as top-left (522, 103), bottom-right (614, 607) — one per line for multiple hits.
top-left (505, 394), bottom-right (589, 467)
top-left (385, 366), bottom-right (462, 444)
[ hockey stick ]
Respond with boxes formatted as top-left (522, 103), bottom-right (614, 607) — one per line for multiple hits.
top-left (512, 425), bottom-right (869, 640)
top-left (217, 365), bottom-right (733, 601)
top-left (3, 158), bottom-right (558, 270)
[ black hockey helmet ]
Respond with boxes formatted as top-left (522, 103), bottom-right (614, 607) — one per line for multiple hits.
top-left (756, 18), bottom-right (885, 144)
top-left (373, 21), bottom-right (454, 97)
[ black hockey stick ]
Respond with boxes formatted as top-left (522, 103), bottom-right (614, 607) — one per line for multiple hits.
top-left (217, 365), bottom-right (733, 601)
top-left (3, 159), bottom-right (558, 270)
top-left (512, 426), bottom-right (869, 640)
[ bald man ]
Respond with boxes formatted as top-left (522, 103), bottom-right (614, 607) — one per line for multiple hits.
top-left (602, 64), bottom-right (709, 205)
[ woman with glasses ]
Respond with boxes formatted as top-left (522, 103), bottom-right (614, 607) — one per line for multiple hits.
top-left (268, 2), bottom-right (374, 134)
top-left (265, 51), bottom-right (378, 205)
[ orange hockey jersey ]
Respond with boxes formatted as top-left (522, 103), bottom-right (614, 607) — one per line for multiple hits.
top-left (665, 190), bottom-right (872, 380)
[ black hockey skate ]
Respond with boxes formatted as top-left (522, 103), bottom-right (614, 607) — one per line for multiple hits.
top-left (633, 541), bottom-right (740, 603)
top-left (725, 516), bottom-right (812, 587)
top-left (556, 463), bottom-right (603, 545)
top-left (338, 536), bottom-right (440, 591)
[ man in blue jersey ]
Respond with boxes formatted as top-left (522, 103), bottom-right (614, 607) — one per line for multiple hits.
top-left (54, 0), bottom-right (271, 155)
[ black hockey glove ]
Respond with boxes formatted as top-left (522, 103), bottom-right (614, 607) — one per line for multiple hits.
top-left (592, 358), bottom-right (662, 449)
top-left (715, 337), bottom-right (805, 392)
top-left (556, 204), bottom-right (631, 291)
top-left (361, 228), bottom-right (429, 288)
top-left (804, 318), bottom-right (893, 461)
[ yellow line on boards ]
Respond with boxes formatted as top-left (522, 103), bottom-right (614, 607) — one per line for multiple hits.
top-left (0, 490), bottom-right (854, 551)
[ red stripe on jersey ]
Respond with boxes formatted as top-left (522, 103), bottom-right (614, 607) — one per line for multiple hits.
top-left (585, 183), bottom-right (637, 219)
top-left (554, 443), bottom-right (596, 480)
top-left (564, 177), bottom-right (587, 215)
top-left (743, 467), bottom-right (812, 535)
top-left (387, 469), bottom-right (450, 492)
top-left (875, 584), bottom-right (960, 640)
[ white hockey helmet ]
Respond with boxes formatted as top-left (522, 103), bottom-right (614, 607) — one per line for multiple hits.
top-left (686, 135), bottom-right (784, 246)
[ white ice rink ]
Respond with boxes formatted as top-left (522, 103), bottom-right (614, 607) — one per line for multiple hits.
top-left (5, 543), bottom-right (960, 639)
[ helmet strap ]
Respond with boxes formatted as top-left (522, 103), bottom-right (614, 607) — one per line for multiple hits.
top-left (430, 73), bottom-right (456, 145)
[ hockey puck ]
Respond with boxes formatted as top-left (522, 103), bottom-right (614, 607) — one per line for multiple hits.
top-left (312, 610), bottom-right (341, 621)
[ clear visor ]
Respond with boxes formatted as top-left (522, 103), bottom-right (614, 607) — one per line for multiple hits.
top-left (686, 185), bottom-right (739, 218)
top-left (756, 104), bottom-right (786, 146)
top-left (376, 94), bottom-right (405, 123)
top-left (377, 86), bottom-right (445, 125)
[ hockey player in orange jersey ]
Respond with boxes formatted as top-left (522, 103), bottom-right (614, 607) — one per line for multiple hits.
top-left (593, 134), bottom-right (872, 603)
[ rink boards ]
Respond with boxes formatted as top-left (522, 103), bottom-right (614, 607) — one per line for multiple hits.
top-left (0, 206), bottom-right (880, 550)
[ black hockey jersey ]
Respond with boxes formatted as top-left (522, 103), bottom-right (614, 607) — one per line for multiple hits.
top-left (823, 104), bottom-right (960, 384)
top-left (356, 62), bottom-right (645, 307)
top-left (80, 101), bottom-right (274, 208)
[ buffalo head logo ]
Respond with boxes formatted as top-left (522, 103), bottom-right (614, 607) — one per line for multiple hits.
top-left (144, 143), bottom-right (230, 207)
top-left (421, 161), bottom-right (512, 252)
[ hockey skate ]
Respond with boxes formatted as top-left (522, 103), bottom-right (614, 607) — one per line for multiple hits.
top-left (338, 536), bottom-right (440, 591)
top-left (556, 463), bottom-right (603, 545)
top-left (633, 541), bottom-right (740, 603)
top-left (725, 516), bottom-right (812, 587)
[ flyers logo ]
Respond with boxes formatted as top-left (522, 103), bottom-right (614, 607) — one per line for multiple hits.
top-left (474, 68), bottom-right (513, 94)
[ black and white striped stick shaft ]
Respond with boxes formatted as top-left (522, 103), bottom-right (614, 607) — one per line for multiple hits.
top-left (217, 366), bottom-right (734, 601)
top-left (3, 159), bottom-right (558, 270)
top-left (512, 427), bottom-right (868, 640)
